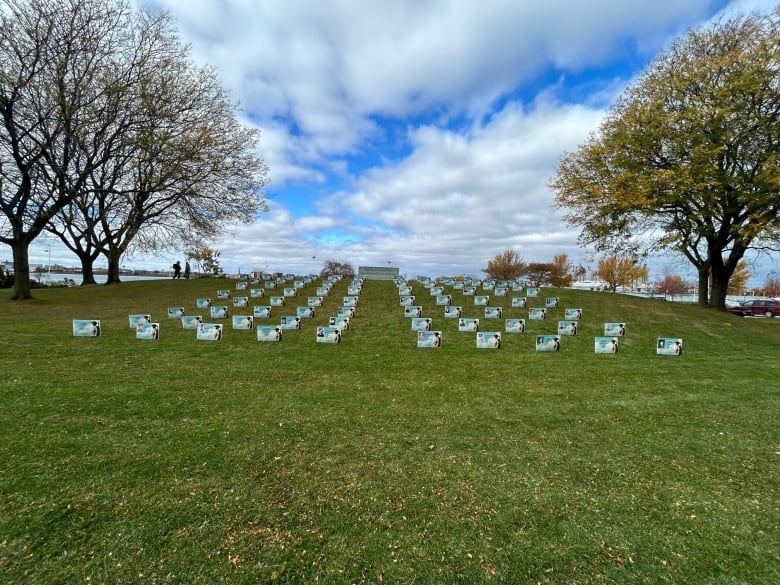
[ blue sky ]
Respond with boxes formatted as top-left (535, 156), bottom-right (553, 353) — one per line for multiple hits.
top-left (26, 0), bottom-right (779, 285)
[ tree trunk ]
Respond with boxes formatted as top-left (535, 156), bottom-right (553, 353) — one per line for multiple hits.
top-left (709, 268), bottom-right (731, 311)
top-left (105, 254), bottom-right (122, 284)
top-left (697, 267), bottom-right (709, 306)
top-left (77, 252), bottom-right (99, 285)
top-left (11, 240), bottom-right (32, 300)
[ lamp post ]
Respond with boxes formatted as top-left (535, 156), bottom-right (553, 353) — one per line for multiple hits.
top-left (45, 246), bottom-right (51, 282)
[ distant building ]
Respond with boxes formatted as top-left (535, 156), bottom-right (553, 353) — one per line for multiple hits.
top-left (357, 266), bottom-right (399, 280)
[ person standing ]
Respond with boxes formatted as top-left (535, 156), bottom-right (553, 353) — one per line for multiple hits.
top-left (172, 261), bottom-right (181, 279)
top-left (184, 261), bottom-right (191, 279)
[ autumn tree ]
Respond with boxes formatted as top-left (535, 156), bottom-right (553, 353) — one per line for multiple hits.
top-left (548, 253), bottom-right (574, 287)
top-left (763, 271), bottom-right (780, 297)
top-left (597, 255), bottom-right (649, 293)
top-left (725, 260), bottom-right (750, 295)
top-left (320, 260), bottom-right (355, 279)
top-left (551, 9), bottom-right (780, 310)
top-left (483, 249), bottom-right (525, 280)
top-left (656, 273), bottom-right (688, 296)
top-left (525, 262), bottom-right (553, 287)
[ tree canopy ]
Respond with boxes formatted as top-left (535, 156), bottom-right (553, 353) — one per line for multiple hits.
top-left (551, 8), bottom-right (780, 310)
top-left (482, 249), bottom-right (525, 281)
top-left (0, 0), bottom-right (268, 298)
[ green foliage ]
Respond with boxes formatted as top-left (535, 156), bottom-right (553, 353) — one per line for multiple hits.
top-left (551, 9), bottom-right (780, 309)
top-left (0, 279), bottom-right (778, 583)
top-left (186, 246), bottom-right (222, 276)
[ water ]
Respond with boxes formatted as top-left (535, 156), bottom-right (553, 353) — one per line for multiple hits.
top-left (34, 272), bottom-right (170, 284)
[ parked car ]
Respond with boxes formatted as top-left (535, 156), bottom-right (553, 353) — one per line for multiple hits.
top-left (726, 299), bottom-right (780, 317)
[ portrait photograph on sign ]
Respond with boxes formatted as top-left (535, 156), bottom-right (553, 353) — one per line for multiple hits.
top-left (329, 316), bottom-right (350, 331)
top-left (458, 318), bottom-right (480, 332)
top-left (136, 322), bottom-right (160, 340)
top-left (604, 323), bottom-right (627, 336)
top-left (400, 295), bottom-right (415, 306)
top-left (511, 297), bottom-right (527, 308)
top-left (595, 337), bottom-right (619, 354)
top-left (253, 306), bottom-right (272, 318)
top-left (444, 305), bottom-right (462, 318)
top-left (656, 338), bottom-right (683, 355)
top-left (72, 319), bottom-right (101, 337)
top-left (535, 335), bottom-right (561, 352)
top-left (404, 306), bottom-right (423, 318)
top-left (436, 295), bottom-right (452, 306)
top-left (250, 288), bottom-right (265, 298)
top-left (257, 325), bottom-right (283, 342)
top-left (181, 315), bottom-right (203, 329)
top-left (545, 297), bottom-right (560, 308)
top-left (280, 316), bottom-right (302, 330)
top-left (308, 296), bottom-right (323, 307)
top-left (283, 287), bottom-right (297, 297)
top-left (296, 306), bottom-right (315, 318)
top-left (527, 287), bottom-right (540, 297)
top-left (476, 332), bottom-right (502, 349)
top-left (528, 308), bottom-right (547, 320)
top-left (505, 319), bottom-right (525, 333)
top-left (232, 315), bottom-right (254, 330)
top-left (484, 307), bottom-right (503, 319)
top-left (338, 306), bottom-right (356, 318)
top-left (417, 331), bottom-right (442, 348)
top-left (233, 296), bottom-right (249, 308)
top-left (235, 281), bottom-right (247, 290)
top-left (316, 326), bottom-right (342, 344)
top-left (564, 308), bottom-right (583, 320)
top-left (196, 323), bottom-right (223, 341)
top-left (557, 321), bottom-right (579, 336)
top-left (210, 306), bottom-right (229, 319)
top-left (269, 296), bottom-right (285, 307)
top-left (167, 307), bottom-right (185, 319)
top-left (474, 295), bottom-right (490, 306)
top-left (129, 314), bottom-right (151, 328)
top-left (216, 290), bottom-right (231, 299)
top-left (412, 317), bottom-right (433, 331)
top-left (196, 298), bottom-right (212, 309)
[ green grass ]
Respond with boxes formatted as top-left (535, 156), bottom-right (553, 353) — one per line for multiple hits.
top-left (0, 277), bottom-right (778, 584)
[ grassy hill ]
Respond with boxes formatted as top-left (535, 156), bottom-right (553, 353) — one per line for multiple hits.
top-left (1, 278), bottom-right (778, 584)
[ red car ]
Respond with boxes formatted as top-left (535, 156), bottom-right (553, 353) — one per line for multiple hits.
top-left (727, 299), bottom-right (780, 318)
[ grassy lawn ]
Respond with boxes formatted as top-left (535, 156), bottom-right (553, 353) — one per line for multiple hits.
top-left (0, 277), bottom-right (778, 584)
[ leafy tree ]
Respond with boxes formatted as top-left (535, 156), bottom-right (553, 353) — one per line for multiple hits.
top-left (319, 260), bottom-right (355, 279)
top-left (597, 255), bottom-right (649, 293)
top-left (482, 249), bottom-right (525, 281)
top-left (726, 260), bottom-right (750, 295)
top-left (525, 262), bottom-right (554, 287)
top-left (548, 253), bottom-right (574, 287)
top-left (0, 0), bottom-right (141, 299)
top-left (186, 247), bottom-right (221, 276)
top-left (551, 9), bottom-right (780, 310)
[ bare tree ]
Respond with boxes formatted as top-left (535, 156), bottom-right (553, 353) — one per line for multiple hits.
top-left (46, 8), bottom-right (269, 284)
top-left (0, 0), bottom-right (143, 298)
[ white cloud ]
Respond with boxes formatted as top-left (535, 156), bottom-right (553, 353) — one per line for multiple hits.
top-left (115, 0), bottom-right (779, 285)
